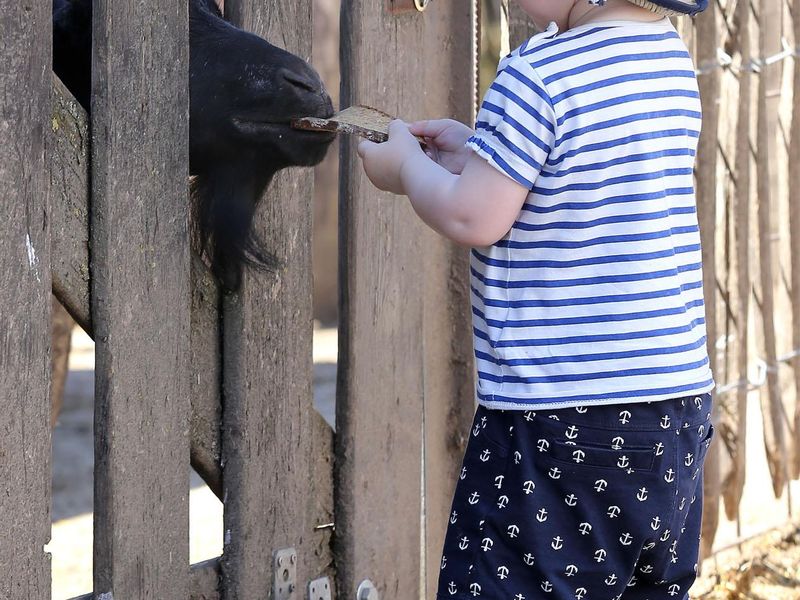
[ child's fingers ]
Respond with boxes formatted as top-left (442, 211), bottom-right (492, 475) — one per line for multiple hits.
top-left (357, 139), bottom-right (376, 158)
top-left (408, 119), bottom-right (450, 138)
top-left (388, 119), bottom-right (411, 139)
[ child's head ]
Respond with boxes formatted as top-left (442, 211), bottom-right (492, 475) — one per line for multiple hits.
top-left (516, 0), bottom-right (707, 32)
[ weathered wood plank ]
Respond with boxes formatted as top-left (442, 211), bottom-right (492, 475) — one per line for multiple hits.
top-left (90, 0), bottom-right (191, 596)
top-left (49, 77), bottom-right (224, 498)
top-left (190, 254), bottom-right (224, 498)
top-left (419, 5), bottom-right (477, 600)
top-left (720, 0), bottom-right (753, 523)
top-left (336, 4), bottom-right (433, 599)
top-left (693, 1), bottom-right (722, 561)
top-left (72, 557), bottom-right (222, 600)
top-left (51, 75), bottom-right (91, 333)
top-left (219, 1), bottom-right (335, 597)
top-left (791, 0), bottom-right (800, 480)
top-left (0, 1), bottom-right (53, 597)
top-left (755, 0), bottom-right (787, 498)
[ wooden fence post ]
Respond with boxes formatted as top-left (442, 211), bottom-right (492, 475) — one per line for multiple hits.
top-left (219, 1), bottom-right (335, 597)
top-left (755, 0), bottom-right (788, 499)
top-left (791, 0), bottom-right (800, 481)
top-left (0, 1), bottom-right (53, 597)
top-left (337, 3), bottom-right (476, 599)
top-left (90, 0), bottom-right (191, 596)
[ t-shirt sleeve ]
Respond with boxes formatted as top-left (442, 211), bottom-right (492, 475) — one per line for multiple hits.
top-left (466, 58), bottom-right (556, 189)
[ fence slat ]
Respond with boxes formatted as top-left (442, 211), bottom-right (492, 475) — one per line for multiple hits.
top-left (0, 1), bottom-right (52, 597)
top-left (51, 76), bottom-right (91, 333)
top-left (720, 0), bottom-right (753, 523)
top-left (418, 6), bottom-right (477, 600)
top-left (755, 0), bottom-right (788, 498)
top-left (219, 1), bottom-right (334, 597)
top-left (693, 2), bottom-right (722, 559)
top-left (90, 0), bottom-right (191, 596)
top-left (336, 5), bottom-right (425, 597)
top-left (336, 3), bottom-right (479, 598)
top-left (50, 77), bottom-right (224, 498)
top-left (791, 0), bottom-right (800, 480)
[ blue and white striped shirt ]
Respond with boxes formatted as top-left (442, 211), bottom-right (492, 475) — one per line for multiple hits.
top-left (466, 18), bottom-right (714, 410)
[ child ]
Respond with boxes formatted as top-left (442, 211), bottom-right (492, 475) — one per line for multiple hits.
top-left (358, 0), bottom-right (715, 597)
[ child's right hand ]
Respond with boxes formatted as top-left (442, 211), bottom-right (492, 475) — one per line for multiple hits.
top-left (408, 119), bottom-right (475, 175)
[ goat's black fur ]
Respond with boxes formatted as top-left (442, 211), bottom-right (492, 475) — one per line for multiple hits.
top-left (53, 0), bottom-right (335, 291)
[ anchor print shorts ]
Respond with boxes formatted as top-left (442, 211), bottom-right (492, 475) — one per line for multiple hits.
top-left (437, 393), bottom-right (715, 600)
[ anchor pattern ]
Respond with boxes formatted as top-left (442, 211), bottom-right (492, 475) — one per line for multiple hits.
top-left (437, 394), bottom-right (715, 599)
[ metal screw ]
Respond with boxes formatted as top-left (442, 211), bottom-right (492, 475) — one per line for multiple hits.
top-left (356, 580), bottom-right (379, 600)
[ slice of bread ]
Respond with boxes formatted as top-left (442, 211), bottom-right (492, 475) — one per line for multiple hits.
top-left (291, 105), bottom-right (395, 143)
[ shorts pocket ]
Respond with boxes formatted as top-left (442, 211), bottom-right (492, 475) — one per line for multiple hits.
top-left (548, 438), bottom-right (656, 472)
top-left (691, 422), bottom-right (715, 477)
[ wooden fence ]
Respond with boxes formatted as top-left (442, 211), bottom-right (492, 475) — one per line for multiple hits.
top-left (1, 1), bottom-right (475, 598)
top-left (4, 0), bottom-right (798, 597)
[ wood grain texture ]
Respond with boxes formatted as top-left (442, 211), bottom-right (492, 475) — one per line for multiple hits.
top-left (49, 77), bottom-right (224, 498)
top-left (755, 0), bottom-right (787, 499)
top-left (0, 0), bottom-right (53, 597)
top-left (220, 2), bottom-right (335, 598)
top-left (90, 0), bottom-right (191, 596)
top-left (694, 2), bottom-right (722, 560)
top-left (791, 0), bottom-right (800, 480)
top-left (51, 76), bottom-right (91, 333)
top-left (337, 4), bottom-right (475, 599)
top-left (419, 5), bottom-right (476, 600)
top-left (336, 4), bottom-right (426, 599)
top-left (72, 558), bottom-right (222, 600)
top-left (720, 0), bottom-right (753, 523)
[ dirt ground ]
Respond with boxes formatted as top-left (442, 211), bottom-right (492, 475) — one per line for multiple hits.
top-left (51, 327), bottom-right (800, 599)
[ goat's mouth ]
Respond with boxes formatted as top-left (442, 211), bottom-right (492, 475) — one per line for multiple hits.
top-left (231, 116), bottom-right (336, 143)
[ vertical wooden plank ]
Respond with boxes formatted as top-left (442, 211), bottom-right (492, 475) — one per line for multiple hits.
top-left (694, 1), bottom-right (722, 560)
top-left (220, 1), bottom-right (334, 597)
top-left (0, 0), bottom-right (52, 597)
top-left (420, 5), bottom-right (477, 600)
top-left (90, 0), bottom-right (190, 596)
top-left (720, 0), bottom-right (753, 523)
top-left (755, 0), bottom-right (787, 498)
top-left (336, 4), bottom-right (428, 599)
top-left (791, 0), bottom-right (800, 480)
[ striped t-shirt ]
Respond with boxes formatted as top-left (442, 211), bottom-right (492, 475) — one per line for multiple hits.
top-left (466, 18), bottom-right (715, 410)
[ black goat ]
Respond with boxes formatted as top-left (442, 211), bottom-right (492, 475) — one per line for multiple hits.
top-left (53, 0), bottom-right (335, 290)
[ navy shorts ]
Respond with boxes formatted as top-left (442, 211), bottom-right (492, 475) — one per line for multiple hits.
top-left (437, 394), bottom-right (714, 600)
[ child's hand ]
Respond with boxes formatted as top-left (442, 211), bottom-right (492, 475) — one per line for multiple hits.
top-left (357, 120), bottom-right (426, 195)
top-left (408, 119), bottom-right (475, 175)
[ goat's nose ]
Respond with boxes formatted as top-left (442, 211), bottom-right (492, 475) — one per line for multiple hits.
top-left (278, 68), bottom-right (320, 94)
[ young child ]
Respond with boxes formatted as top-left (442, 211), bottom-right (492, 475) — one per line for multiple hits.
top-left (358, 0), bottom-right (714, 597)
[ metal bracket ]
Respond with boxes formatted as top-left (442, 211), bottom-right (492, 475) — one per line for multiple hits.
top-left (388, 0), bottom-right (431, 14)
top-left (273, 548), bottom-right (298, 600)
top-left (308, 577), bottom-right (333, 600)
top-left (356, 580), bottom-right (379, 600)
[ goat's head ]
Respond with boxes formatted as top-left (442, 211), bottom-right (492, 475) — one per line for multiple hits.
top-left (189, 0), bottom-right (335, 291)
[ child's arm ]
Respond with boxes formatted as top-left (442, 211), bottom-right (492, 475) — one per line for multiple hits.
top-left (357, 120), bottom-right (529, 247)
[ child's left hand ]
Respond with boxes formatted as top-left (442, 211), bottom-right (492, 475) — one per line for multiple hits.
top-left (357, 119), bottom-right (426, 195)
